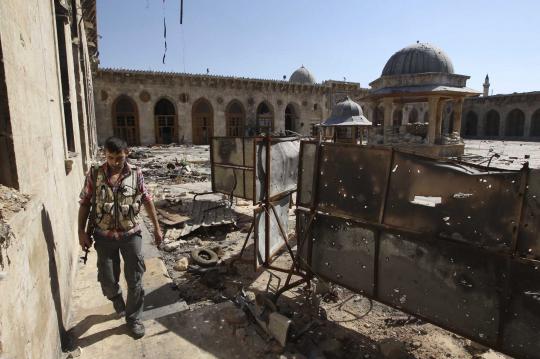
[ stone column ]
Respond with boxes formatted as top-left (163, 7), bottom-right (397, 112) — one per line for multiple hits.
top-left (435, 98), bottom-right (446, 143)
top-left (382, 98), bottom-right (393, 143)
top-left (427, 96), bottom-right (441, 144)
top-left (453, 98), bottom-right (464, 137)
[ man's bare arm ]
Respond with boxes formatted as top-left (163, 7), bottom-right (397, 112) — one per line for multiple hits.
top-left (143, 200), bottom-right (163, 245)
top-left (78, 204), bottom-right (92, 249)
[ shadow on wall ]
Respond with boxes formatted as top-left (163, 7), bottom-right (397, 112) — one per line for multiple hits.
top-left (41, 207), bottom-right (70, 351)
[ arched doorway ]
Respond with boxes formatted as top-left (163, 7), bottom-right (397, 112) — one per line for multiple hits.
top-left (154, 98), bottom-right (176, 144)
top-left (408, 108), bottom-right (419, 123)
top-left (285, 103), bottom-right (299, 134)
top-left (112, 95), bottom-right (139, 145)
top-left (464, 111), bottom-right (478, 137)
top-left (225, 100), bottom-right (245, 137)
top-left (256, 102), bottom-right (274, 135)
top-left (530, 109), bottom-right (540, 137)
top-left (485, 110), bottom-right (500, 137)
top-left (505, 109), bottom-right (525, 137)
top-left (192, 98), bottom-right (214, 145)
top-left (392, 109), bottom-right (403, 126)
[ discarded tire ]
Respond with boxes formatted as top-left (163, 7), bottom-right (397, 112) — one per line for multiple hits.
top-left (191, 248), bottom-right (219, 267)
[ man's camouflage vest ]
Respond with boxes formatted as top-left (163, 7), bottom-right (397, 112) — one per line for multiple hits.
top-left (94, 166), bottom-right (142, 231)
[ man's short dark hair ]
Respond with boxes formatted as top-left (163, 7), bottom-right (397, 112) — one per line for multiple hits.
top-left (104, 136), bottom-right (128, 153)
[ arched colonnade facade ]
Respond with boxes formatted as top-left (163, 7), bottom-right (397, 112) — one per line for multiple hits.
top-left (461, 93), bottom-right (540, 140)
top-left (94, 69), bottom-right (363, 145)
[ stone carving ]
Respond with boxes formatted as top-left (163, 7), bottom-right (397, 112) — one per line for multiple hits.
top-left (140, 90), bottom-right (151, 102)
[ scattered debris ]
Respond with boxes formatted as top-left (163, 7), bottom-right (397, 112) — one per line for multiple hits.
top-left (191, 247), bottom-right (219, 267)
top-left (173, 257), bottom-right (189, 271)
top-left (378, 338), bottom-right (409, 359)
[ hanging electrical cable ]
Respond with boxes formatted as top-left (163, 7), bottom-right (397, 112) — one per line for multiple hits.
top-left (162, 0), bottom-right (167, 64)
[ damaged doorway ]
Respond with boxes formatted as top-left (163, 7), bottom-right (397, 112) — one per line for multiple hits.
top-left (192, 98), bottom-right (213, 145)
top-left (154, 98), bottom-right (177, 144)
top-left (112, 95), bottom-right (139, 145)
top-left (285, 103), bottom-right (299, 135)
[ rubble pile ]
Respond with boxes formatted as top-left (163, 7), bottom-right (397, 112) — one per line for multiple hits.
top-left (0, 185), bottom-right (30, 269)
top-left (128, 144), bottom-right (211, 184)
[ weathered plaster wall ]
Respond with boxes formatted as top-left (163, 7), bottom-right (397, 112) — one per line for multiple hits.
top-left (93, 70), bottom-right (365, 145)
top-left (0, 0), bottom-right (95, 358)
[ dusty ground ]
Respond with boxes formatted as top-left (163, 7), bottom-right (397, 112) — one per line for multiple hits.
top-left (69, 140), bottom-right (536, 359)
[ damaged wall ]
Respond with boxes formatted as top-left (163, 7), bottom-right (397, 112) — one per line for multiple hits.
top-left (0, 0), bottom-right (97, 358)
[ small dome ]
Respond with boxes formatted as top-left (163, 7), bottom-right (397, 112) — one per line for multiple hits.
top-left (382, 42), bottom-right (454, 76)
top-left (322, 97), bottom-right (371, 126)
top-left (289, 65), bottom-right (316, 84)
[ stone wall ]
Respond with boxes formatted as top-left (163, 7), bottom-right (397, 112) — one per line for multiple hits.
top-left (94, 69), bottom-right (365, 145)
top-left (0, 0), bottom-right (96, 358)
top-left (462, 92), bottom-right (540, 139)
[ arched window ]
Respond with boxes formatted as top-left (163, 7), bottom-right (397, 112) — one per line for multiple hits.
top-left (154, 98), bottom-right (176, 144)
top-left (285, 104), bottom-right (299, 134)
top-left (112, 95), bottom-right (139, 145)
top-left (192, 98), bottom-right (214, 145)
top-left (485, 110), bottom-right (500, 137)
top-left (408, 108), bottom-right (419, 123)
top-left (530, 109), bottom-right (540, 137)
top-left (225, 100), bottom-right (245, 137)
top-left (464, 111), bottom-right (478, 137)
top-left (373, 107), bottom-right (384, 126)
top-left (256, 102), bottom-right (274, 135)
top-left (505, 109), bottom-right (525, 137)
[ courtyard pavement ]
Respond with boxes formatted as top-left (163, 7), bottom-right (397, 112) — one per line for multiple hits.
top-left (67, 223), bottom-right (260, 359)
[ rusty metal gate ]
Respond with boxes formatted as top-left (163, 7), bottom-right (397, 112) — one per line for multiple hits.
top-left (296, 141), bottom-right (540, 359)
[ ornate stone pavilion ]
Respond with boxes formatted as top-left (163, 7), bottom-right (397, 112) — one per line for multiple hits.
top-left (318, 97), bottom-right (371, 143)
top-left (364, 42), bottom-right (480, 157)
top-left (93, 66), bottom-right (366, 145)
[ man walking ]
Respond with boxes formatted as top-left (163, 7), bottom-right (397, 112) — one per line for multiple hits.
top-left (78, 136), bottom-right (163, 338)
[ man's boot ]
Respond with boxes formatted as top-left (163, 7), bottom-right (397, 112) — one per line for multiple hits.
top-left (127, 319), bottom-right (145, 339)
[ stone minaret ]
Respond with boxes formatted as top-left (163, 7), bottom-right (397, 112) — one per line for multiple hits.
top-left (483, 74), bottom-right (490, 97)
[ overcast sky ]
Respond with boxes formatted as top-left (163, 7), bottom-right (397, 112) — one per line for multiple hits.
top-left (97, 0), bottom-right (540, 95)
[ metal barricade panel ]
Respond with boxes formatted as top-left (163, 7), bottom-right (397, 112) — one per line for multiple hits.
top-left (384, 152), bottom-right (523, 250)
top-left (378, 231), bottom-right (503, 345)
top-left (316, 144), bottom-right (392, 223)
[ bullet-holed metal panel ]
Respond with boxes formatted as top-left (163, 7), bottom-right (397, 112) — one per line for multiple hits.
top-left (501, 259), bottom-right (540, 358)
top-left (315, 144), bottom-right (392, 223)
top-left (378, 231), bottom-right (504, 345)
top-left (384, 151), bottom-right (523, 251)
top-left (297, 210), bottom-right (375, 296)
top-left (517, 169), bottom-right (540, 260)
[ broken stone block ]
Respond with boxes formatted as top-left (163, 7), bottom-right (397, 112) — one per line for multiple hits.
top-left (222, 306), bottom-right (247, 326)
top-left (163, 241), bottom-right (182, 252)
top-left (173, 257), bottom-right (189, 271)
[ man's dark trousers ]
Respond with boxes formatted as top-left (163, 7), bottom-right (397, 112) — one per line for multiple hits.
top-left (94, 232), bottom-right (146, 323)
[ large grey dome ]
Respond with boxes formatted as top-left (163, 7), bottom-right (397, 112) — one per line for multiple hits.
top-left (382, 42), bottom-right (454, 76)
top-left (290, 66), bottom-right (316, 84)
